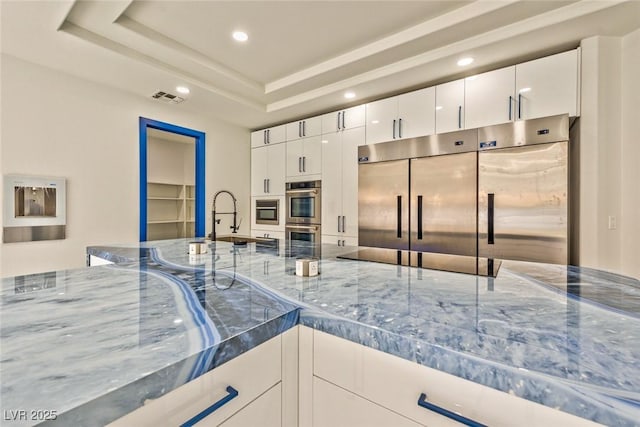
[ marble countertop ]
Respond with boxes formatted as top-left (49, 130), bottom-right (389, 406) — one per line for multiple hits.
top-left (3, 239), bottom-right (640, 426)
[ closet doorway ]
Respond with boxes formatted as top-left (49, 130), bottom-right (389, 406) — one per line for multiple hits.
top-left (139, 118), bottom-right (205, 241)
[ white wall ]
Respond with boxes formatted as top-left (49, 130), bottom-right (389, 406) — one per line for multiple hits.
top-left (579, 33), bottom-right (640, 279)
top-left (620, 28), bottom-right (640, 279)
top-left (0, 54), bottom-right (250, 277)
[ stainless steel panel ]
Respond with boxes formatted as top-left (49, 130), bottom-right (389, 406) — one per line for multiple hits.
top-left (3, 225), bottom-right (66, 243)
top-left (478, 141), bottom-right (568, 264)
top-left (478, 114), bottom-right (569, 150)
top-left (359, 160), bottom-right (409, 250)
top-left (358, 129), bottom-right (477, 164)
top-left (410, 152), bottom-right (477, 257)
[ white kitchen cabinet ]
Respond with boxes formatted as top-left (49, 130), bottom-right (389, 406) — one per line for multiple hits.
top-left (218, 383), bottom-right (281, 427)
top-left (322, 105), bottom-right (366, 133)
top-left (108, 334), bottom-right (282, 427)
top-left (250, 124), bottom-right (287, 148)
top-left (251, 143), bottom-right (285, 196)
top-left (313, 329), bottom-right (603, 427)
top-left (313, 376), bottom-right (421, 427)
top-left (285, 116), bottom-right (322, 141)
top-left (515, 49), bottom-right (579, 120)
top-left (286, 135), bottom-right (322, 179)
top-left (465, 66), bottom-right (516, 129)
top-left (365, 87), bottom-right (435, 145)
top-left (435, 78), bottom-right (465, 134)
top-left (321, 126), bottom-right (364, 243)
top-left (321, 234), bottom-right (358, 248)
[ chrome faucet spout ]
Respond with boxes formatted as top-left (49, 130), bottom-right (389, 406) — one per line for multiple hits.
top-left (211, 190), bottom-right (239, 241)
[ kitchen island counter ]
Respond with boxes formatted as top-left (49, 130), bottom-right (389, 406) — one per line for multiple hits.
top-left (2, 239), bottom-right (639, 425)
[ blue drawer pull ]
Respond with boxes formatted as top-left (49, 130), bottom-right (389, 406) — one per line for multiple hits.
top-left (181, 386), bottom-right (239, 427)
top-left (417, 393), bottom-right (487, 427)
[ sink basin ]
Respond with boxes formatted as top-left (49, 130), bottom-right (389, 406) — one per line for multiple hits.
top-left (215, 235), bottom-right (274, 245)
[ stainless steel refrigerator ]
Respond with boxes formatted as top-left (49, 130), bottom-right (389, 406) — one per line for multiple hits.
top-left (353, 114), bottom-right (570, 275)
top-left (477, 115), bottom-right (569, 264)
top-left (357, 129), bottom-right (480, 274)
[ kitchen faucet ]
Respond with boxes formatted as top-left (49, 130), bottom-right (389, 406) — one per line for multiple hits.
top-left (210, 190), bottom-right (239, 241)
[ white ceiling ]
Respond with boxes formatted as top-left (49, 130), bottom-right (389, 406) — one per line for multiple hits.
top-left (2, 1), bottom-right (639, 130)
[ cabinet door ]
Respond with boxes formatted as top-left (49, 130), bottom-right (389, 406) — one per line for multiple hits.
top-left (286, 140), bottom-right (304, 178)
top-left (321, 132), bottom-right (342, 237)
top-left (515, 49), bottom-right (579, 120)
top-left (398, 86), bottom-right (435, 139)
top-left (218, 383), bottom-right (281, 427)
top-left (435, 79), bottom-right (465, 134)
top-left (251, 130), bottom-right (267, 148)
top-left (343, 105), bottom-right (366, 130)
top-left (302, 116), bottom-right (322, 138)
top-left (313, 377), bottom-right (421, 427)
top-left (251, 146), bottom-right (269, 196)
top-left (365, 97), bottom-right (398, 144)
top-left (108, 335), bottom-right (282, 427)
top-left (341, 127), bottom-right (363, 238)
top-left (322, 106), bottom-right (366, 134)
top-left (267, 124), bottom-right (287, 144)
top-left (465, 66), bottom-right (515, 128)
top-left (285, 121), bottom-right (304, 141)
top-left (266, 143), bottom-right (285, 195)
top-left (301, 135), bottom-right (322, 175)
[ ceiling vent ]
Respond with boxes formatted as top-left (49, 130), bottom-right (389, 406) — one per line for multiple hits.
top-left (151, 91), bottom-right (185, 104)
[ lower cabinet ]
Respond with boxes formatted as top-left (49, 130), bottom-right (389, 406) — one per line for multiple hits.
top-left (108, 331), bottom-right (293, 427)
top-left (321, 235), bottom-right (358, 248)
top-left (313, 377), bottom-right (420, 427)
top-left (218, 383), bottom-right (282, 427)
top-left (310, 328), bottom-right (603, 427)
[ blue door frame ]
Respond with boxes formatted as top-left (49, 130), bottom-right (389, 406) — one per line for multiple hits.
top-left (139, 117), bottom-right (206, 241)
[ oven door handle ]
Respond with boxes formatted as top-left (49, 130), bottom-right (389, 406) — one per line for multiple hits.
top-left (286, 189), bottom-right (318, 195)
top-left (286, 225), bottom-right (319, 231)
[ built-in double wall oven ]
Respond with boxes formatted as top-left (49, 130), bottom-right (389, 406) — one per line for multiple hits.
top-left (285, 180), bottom-right (321, 245)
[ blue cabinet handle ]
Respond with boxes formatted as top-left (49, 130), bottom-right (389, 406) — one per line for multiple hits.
top-left (181, 386), bottom-right (239, 427)
top-left (417, 393), bottom-right (487, 427)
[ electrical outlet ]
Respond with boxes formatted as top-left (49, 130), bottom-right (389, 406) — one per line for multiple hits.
top-left (608, 216), bottom-right (617, 230)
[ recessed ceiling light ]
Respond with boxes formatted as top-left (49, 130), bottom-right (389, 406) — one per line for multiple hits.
top-left (233, 31), bottom-right (248, 42)
top-left (176, 86), bottom-right (190, 94)
top-left (457, 57), bottom-right (474, 66)
top-left (344, 91), bottom-right (356, 99)
top-left (519, 87), bottom-right (532, 93)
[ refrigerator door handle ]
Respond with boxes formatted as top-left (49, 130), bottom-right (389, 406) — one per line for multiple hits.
top-left (488, 193), bottom-right (495, 244)
top-left (396, 195), bottom-right (402, 238)
top-left (417, 195), bottom-right (423, 240)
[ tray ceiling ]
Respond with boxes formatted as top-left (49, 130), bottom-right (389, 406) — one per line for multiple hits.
top-left (2, 0), bottom-right (639, 129)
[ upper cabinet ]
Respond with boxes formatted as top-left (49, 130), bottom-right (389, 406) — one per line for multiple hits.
top-left (286, 135), bottom-right (322, 180)
top-left (322, 105), bottom-right (365, 133)
top-left (435, 79), bottom-right (465, 134)
top-left (251, 124), bottom-right (287, 148)
top-left (515, 49), bottom-right (579, 120)
top-left (285, 116), bottom-right (322, 141)
top-left (465, 66), bottom-right (516, 129)
top-left (251, 143), bottom-right (285, 196)
top-left (365, 87), bottom-right (435, 145)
